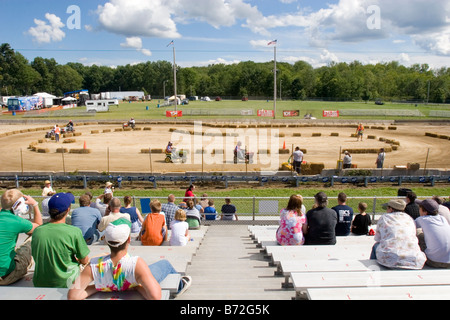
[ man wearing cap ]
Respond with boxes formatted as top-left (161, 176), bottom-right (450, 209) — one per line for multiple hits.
top-left (68, 218), bottom-right (191, 300)
top-left (305, 192), bottom-right (337, 245)
top-left (370, 199), bottom-right (426, 269)
top-left (31, 193), bottom-right (90, 288)
top-left (415, 199), bottom-right (450, 268)
top-left (0, 190), bottom-right (42, 286)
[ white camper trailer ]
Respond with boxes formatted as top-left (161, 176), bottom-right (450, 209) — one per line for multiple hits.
top-left (85, 100), bottom-right (112, 112)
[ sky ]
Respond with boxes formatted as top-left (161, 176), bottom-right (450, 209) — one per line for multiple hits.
top-left (1, 0), bottom-right (450, 69)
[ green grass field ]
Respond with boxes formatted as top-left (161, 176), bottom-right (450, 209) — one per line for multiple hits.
top-left (4, 99), bottom-right (450, 121)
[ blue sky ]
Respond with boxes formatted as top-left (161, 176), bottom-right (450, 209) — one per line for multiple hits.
top-left (1, 0), bottom-right (449, 69)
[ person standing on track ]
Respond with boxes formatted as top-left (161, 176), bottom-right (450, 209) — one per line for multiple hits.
top-left (356, 123), bottom-right (364, 141)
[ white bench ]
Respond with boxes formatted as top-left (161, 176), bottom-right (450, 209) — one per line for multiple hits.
top-left (294, 269), bottom-right (450, 300)
top-left (0, 287), bottom-right (170, 300)
top-left (277, 259), bottom-right (383, 288)
top-left (266, 244), bottom-right (373, 266)
top-left (307, 285), bottom-right (450, 300)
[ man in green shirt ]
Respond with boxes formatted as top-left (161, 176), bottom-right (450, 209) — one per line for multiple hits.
top-left (0, 189), bottom-right (42, 286)
top-left (32, 193), bottom-right (90, 288)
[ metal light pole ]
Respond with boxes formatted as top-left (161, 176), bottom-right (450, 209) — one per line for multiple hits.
top-left (273, 44), bottom-right (277, 120)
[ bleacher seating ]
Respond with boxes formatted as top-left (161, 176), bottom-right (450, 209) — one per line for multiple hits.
top-left (248, 225), bottom-right (450, 300)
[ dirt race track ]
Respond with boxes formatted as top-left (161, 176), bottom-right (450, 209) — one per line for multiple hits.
top-left (0, 121), bottom-right (449, 174)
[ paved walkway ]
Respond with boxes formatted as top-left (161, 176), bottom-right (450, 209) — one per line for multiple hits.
top-left (177, 225), bottom-right (293, 300)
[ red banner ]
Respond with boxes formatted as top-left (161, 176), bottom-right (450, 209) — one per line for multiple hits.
top-left (283, 110), bottom-right (300, 117)
top-left (166, 110), bottom-right (183, 118)
top-left (323, 110), bottom-right (339, 118)
top-left (257, 109), bottom-right (274, 117)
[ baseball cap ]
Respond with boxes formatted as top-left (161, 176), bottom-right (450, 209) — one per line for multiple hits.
top-left (415, 199), bottom-right (439, 214)
top-left (48, 193), bottom-right (75, 214)
top-left (382, 199), bottom-right (406, 211)
top-left (104, 218), bottom-right (132, 247)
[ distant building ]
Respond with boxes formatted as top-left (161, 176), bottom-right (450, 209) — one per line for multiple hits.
top-left (100, 91), bottom-right (146, 100)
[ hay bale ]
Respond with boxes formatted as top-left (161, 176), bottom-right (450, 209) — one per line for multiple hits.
top-left (367, 135), bottom-right (376, 139)
top-left (151, 149), bottom-right (164, 154)
top-left (330, 133), bottom-right (339, 137)
top-left (37, 148), bottom-right (50, 153)
top-left (312, 133), bottom-right (322, 137)
top-left (278, 149), bottom-right (290, 154)
top-left (115, 128), bottom-right (123, 132)
top-left (63, 139), bottom-right (76, 144)
top-left (123, 127), bottom-right (133, 132)
top-left (103, 129), bottom-right (111, 133)
top-left (293, 133), bottom-right (302, 137)
top-left (91, 130), bottom-right (99, 134)
top-left (143, 127), bottom-right (152, 131)
top-left (408, 163), bottom-right (420, 170)
top-left (310, 163), bottom-right (325, 174)
top-left (275, 133), bottom-right (285, 138)
top-left (69, 149), bottom-right (92, 154)
top-left (388, 126), bottom-right (397, 130)
top-left (73, 132), bottom-right (82, 137)
top-left (56, 148), bottom-right (68, 154)
top-left (63, 133), bottom-right (74, 138)
top-left (258, 149), bottom-right (271, 154)
top-left (140, 149), bottom-right (150, 154)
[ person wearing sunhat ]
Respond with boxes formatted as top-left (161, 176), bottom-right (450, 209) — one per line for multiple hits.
top-left (31, 192), bottom-right (90, 288)
top-left (370, 199), bottom-right (426, 269)
top-left (104, 182), bottom-right (114, 195)
top-left (415, 199), bottom-right (450, 268)
top-left (68, 218), bottom-right (192, 300)
top-left (41, 180), bottom-right (56, 197)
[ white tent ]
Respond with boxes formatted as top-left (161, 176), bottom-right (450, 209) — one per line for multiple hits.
top-left (34, 92), bottom-right (57, 107)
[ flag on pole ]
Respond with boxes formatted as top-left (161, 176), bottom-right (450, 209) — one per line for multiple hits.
top-left (167, 40), bottom-right (174, 47)
top-left (268, 40), bottom-right (277, 46)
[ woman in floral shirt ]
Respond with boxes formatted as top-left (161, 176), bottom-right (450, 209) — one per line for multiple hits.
top-left (276, 195), bottom-right (308, 246)
top-left (370, 199), bottom-right (426, 269)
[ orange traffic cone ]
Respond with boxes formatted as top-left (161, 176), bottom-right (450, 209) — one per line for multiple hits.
top-left (283, 141), bottom-right (286, 150)
top-left (83, 141), bottom-right (87, 149)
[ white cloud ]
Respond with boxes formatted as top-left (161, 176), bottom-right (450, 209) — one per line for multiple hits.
top-left (27, 13), bottom-right (66, 44)
top-left (120, 37), bottom-right (152, 57)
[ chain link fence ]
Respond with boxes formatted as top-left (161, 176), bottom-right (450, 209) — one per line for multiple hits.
top-left (26, 194), bottom-right (437, 226)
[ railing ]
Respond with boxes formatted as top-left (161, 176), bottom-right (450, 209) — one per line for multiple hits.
top-left (2, 173), bottom-right (449, 189)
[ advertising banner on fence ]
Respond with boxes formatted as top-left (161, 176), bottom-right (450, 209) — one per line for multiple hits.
top-left (323, 110), bottom-right (340, 118)
top-left (166, 110), bottom-right (183, 118)
top-left (257, 109), bottom-right (274, 117)
top-left (283, 110), bottom-right (300, 117)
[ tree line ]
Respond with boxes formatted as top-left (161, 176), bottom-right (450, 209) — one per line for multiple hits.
top-left (1, 43), bottom-right (449, 103)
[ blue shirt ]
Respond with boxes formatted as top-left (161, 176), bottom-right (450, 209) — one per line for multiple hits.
top-left (332, 204), bottom-right (354, 236)
top-left (71, 206), bottom-right (102, 241)
top-left (204, 206), bottom-right (217, 220)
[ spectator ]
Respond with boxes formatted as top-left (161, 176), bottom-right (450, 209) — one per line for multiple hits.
top-left (199, 193), bottom-right (209, 209)
top-left (104, 182), bottom-right (114, 195)
top-left (162, 194), bottom-right (178, 230)
top-left (292, 147), bottom-right (304, 174)
top-left (204, 200), bottom-right (218, 220)
top-left (98, 198), bottom-right (131, 233)
top-left (432, 196), bottom-right (450, 225)
top-left (415, 199), bottom-right (450, 268)
top-left (194, 198), bottom-right (204, 214)
top-left (68, 218), bottom-right (192, 300)
top-left (71, 194), bottom-right (102, 244)
top-left (42, 180), bottom-right (56, 197)
top-left (343, 151), bottom-right (352, 169)
top-left (0, 190), bottom-right (42, 286)
top-left (375, 148), bottom-right (386, 169)
top-left (31, 193), bottom-right (90, 288)
top-left (54, 124), bottom-right (61, 143)
top-left (305, 192), bottom-right (337, 245)
top-left (185, 199), bottom-right (201, 230)
top-left (141, 200), bottom-right (167, 246)
top-left (351, 202), bottom-right (372, 235)
top-left (184, 184), bottom-right (196, 202)
top-left (332, 192), bottom-right (354, 236)
top-left (370, 199), bottom-right (426, 270)
top-left (120, 196), bottom-right (144, 234)
top-left (404, 191), bottom-right (420, 220)
top-left (276, 195), bottom-right (308, 246)
top-left (221, 198), bottom-right (238, 221)
top-left (170, 209), bottom-right (191, 246)
top-left (444, 196), bottom-right (450, 210)
top-left (94, 193), bottom-right (113, 216)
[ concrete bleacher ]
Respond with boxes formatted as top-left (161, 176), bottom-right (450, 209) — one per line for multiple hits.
top-left (7, 227), bottom-right (208, 300)
top-left (248, 225), bottom-right (450, 300)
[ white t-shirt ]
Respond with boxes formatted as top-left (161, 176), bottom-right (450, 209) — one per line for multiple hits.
top-left (169, 220), bottom-right (189, 246)
top-left (293, 150), bottom-right (303, 162)
top-left (416, 215), bottom-right (450, 264)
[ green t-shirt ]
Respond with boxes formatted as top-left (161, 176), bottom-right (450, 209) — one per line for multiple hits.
top-left (31, 223), bottom-right (90, 288)
top-left (0, 209), bottom-right (33, 277)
